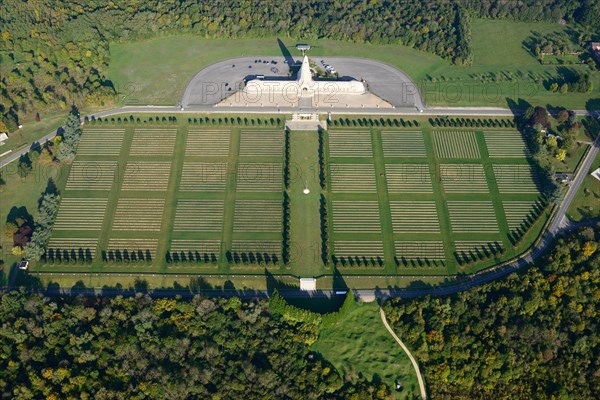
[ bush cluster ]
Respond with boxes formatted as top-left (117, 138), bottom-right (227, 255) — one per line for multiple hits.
top-left (429, 117), bottom-right (515, 128)
top-left (331, 255), bottom-right (384, 268)
top-left (101, 249), bottom-right (153, 263)
top-left (331, 117), bottom-right (419, 128)
top-left (165, 250), bottom-right (217, 265)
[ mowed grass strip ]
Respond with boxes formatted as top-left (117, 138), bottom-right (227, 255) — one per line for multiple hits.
top-left (54, 198), bottom-right (108, 231)
top-left (233, 200), bottom-right (282, 232)
top-left (122, 161), bottom-right (171, 191)
top-left (112, 198), bottom-right (165, 231)
top-left (333, 241), bottom-right (384, 259)
top-left (440, 164), bottom-right (489, 193)
top-left (180, 162), bottom-right (228, 191)
top-left (236, 162), bottom-right (283, 192)
top-left (239, 130), bottom-right (283, 157)
top-left (493, 164), bottom-right (540, 194)
top-left (185, 128), bottom-right (230, 157)
top-left (78, 128), bottom-right (125, 156)
top-left (129, 127), bottom-right (177, 156)
top-left (66, 161), bottom-right (117, 191)
top-left (330, 163), bottom-right (377, 193)
top-left (47, 237), bottom-right (98, 258)
top-left (395, 241), bottom-right (445, 261)
top-left (389, 201), bottom-right (440, 233)
top-left (174, 200), bottom-right (224, 232)
top-left (447, 201), bottom-right (499, 233)
top-left (328, 130), bottom-right (373, 157)
top-left (107, 238), bottom-right (159, 258)
top-left (502, 200), bottom-right (545, 231)
top-left (332, 201), bottom-right (381, 233)
top-left (484, 131), bottom-right (530, 158)
top-left (381, 131), bottom-right (426, 157)
top-left (385, 164), bottom-right (432, 193)
top-left (433, 131), bottom-right (480, 159)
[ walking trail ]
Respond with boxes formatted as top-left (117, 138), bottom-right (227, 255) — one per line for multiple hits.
top-left (380, 308), bottom-right (427, 399)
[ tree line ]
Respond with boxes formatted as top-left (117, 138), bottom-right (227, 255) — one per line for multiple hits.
top-left (0, 290), bottom-right (393, 399)
top-left (2, 0), bottom-right (599, 129)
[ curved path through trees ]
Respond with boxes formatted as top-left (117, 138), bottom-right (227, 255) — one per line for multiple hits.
top-left (380, 308), bottom-right (427, 399)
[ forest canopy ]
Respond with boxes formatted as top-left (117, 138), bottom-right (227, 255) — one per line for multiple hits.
top-left (384, 227), bottom-right (600, 399)
top-left (0, 292), bottom-right (391, 399)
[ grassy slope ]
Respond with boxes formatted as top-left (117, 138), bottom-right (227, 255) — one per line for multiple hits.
top-left (312, 302), bottom-right (419, 398)
top-left (0, 161), bottom-right (69, 285)
top-left (108, 20), bottom-right (599, 108)
top-left (431, 19), bottom-right (600, 108)
top-left (567, 153), bottom-right (600, 221)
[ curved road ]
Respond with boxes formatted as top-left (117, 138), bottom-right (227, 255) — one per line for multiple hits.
top-left (380, 308), bottom-right (427, 399)
top-left (180, 56), bottom-right (426, 109)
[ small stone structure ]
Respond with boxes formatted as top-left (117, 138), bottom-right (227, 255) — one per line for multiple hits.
top-left (285, 113), bottom-right (327, 131)
top-left (299, 278), bottom-right (317, 291)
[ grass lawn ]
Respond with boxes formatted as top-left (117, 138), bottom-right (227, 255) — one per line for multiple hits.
top-left (547, 141), bottom-right (589, 173)
top-left (288, 131), bottom-right (323, 277)
top-left (567, 153), bottom-right (600, 222)
top-left (312, 301), bottom-right (419, 398)
top-left (0, 160), bottom-right (68, 285)
top-left (426, 19), bottom-right (600, 109)
top-left (24, 272), bottom-right (299, 292)
top-left (108, 20), bottom-right (599, 109)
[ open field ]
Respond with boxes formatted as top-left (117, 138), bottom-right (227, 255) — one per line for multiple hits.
top-left (107, 19), bottom-right (599, 108)
top-left (567, 153), bottom-right (600, 222)
top-left (312, 302), bottom-right (419, 396)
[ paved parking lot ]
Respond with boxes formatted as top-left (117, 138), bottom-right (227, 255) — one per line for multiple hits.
top-left (181, 56), bottom-right (423, 108)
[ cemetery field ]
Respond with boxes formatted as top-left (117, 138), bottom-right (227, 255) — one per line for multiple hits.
top-left (35, 119), bottom-right (289, 278)
top-left (324, 122), bottom-right (551, 275)
top-left (29, 116), bottom-right (552, 287)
